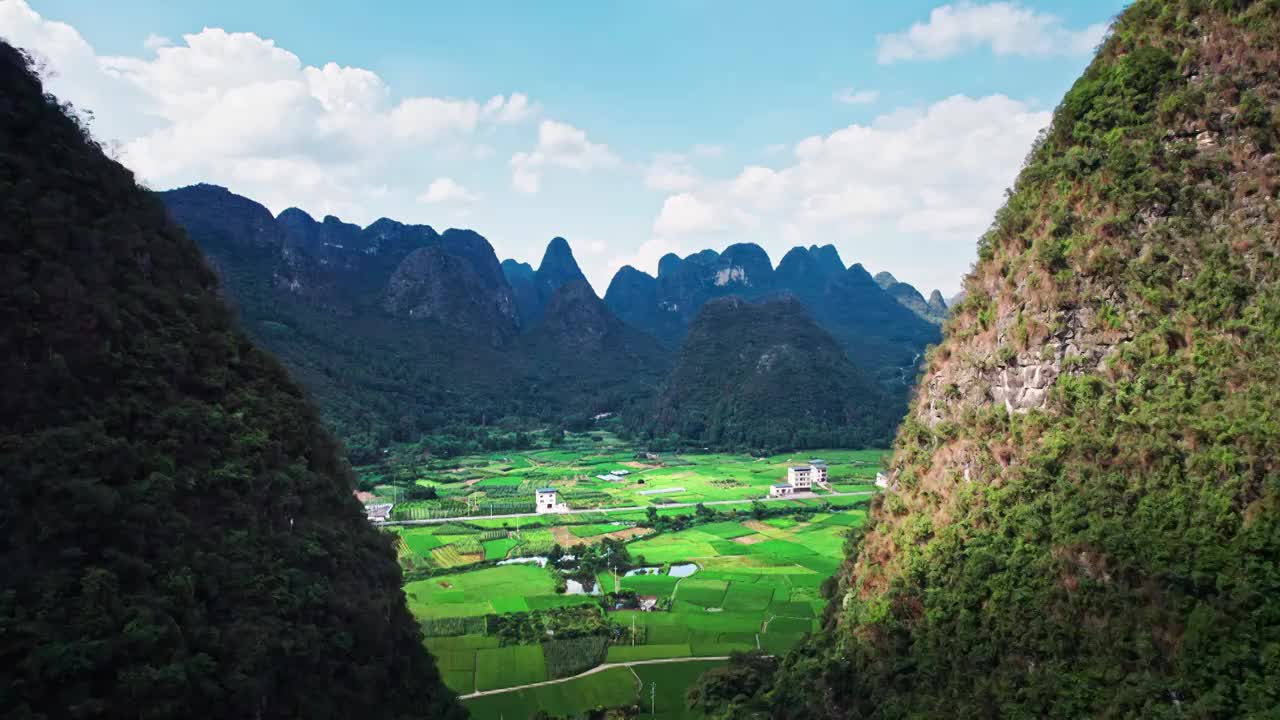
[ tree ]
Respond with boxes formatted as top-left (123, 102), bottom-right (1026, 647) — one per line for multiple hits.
top-left (687, 651), bottom-right (778, 719)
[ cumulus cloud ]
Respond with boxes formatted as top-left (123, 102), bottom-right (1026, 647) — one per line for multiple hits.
top-left (653, 192), bottom-right (757, 236)
top-left (648, 94), bottom-right (1049, 265)
top-left (417, 177), bottom-right (477, 204)
top-left (834, 87), bottom-right (879, 105)
top-left (0, 0), bottom-right (535, 221)
top-left (644, 152), bottom-right (700, 192)
top-left (877, 2), bottom-right (1108, 64)
top-left (482, 92), bottom-right (535, 124)
top-left (509, 119), bottom-right (617, 194)
top-left (143, 33), bottom-right (172, 50)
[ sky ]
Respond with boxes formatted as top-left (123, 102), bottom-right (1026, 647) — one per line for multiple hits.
top-left (2, 0), bottom-right (1127, 296)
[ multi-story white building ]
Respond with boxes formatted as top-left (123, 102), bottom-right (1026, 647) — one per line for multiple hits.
top-left (808, 459), bottom-right (829, 484)
top-left (786, 465), bottom-right (814, 489)
top-left (535, 488), bottom-right (566, 514)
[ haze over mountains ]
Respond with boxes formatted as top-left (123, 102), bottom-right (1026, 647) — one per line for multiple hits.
top-left (158, 183), bottom-right (940, 457)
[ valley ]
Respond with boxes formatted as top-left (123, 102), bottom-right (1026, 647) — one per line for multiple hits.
top-left (360, 435), bottom-right (881, 718)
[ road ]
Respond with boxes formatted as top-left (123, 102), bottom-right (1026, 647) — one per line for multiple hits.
top-left (459, 655), bottom-right (736, 699)
top-left (378, 490), bottom-right (875, 526)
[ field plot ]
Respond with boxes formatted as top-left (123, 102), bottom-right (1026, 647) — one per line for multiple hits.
top-left (362, 438), bottom-right (884, 521)
top-left (462, 667), bottom-right (638, 720)
top-left (403, 564), bottom-right (595, 619)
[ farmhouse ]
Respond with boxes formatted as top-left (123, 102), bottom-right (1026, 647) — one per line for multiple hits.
top-left (365, 503), bottom-right (393, 522)
top-left (770, 460), bottom-right (830, 498)
top-left (786, 465), bottom-right (814, 489)
top-left (535, 487), bottom-right (568, 514)
top-left (808, 459), bottom-right (829, 483)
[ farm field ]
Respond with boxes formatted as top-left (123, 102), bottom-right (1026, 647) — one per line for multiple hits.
top-left (359, 434), bottom-right (884, 521)
top-left (384, 442), bottom-right (880, 718)
top-left (409, 506), bottom-right (865, 701)
top-left (461, 659), bottom-right (727, 720)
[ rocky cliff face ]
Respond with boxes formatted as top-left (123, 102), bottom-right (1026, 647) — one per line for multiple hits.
top-left (384, 244), bottom-right (518, 341)
top-left (771, 2), bottom-right (1280, 716)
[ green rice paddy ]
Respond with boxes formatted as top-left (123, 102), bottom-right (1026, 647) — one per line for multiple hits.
top-left (381, 442), bottom-right (882, 719)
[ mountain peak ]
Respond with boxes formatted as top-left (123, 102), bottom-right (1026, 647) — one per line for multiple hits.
top-left (873, 270), bottom-right (898, 289)
top-left (535, 235), bottom-right (588, 293)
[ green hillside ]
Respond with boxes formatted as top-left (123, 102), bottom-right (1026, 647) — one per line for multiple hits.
top-left (0, 42), bottom-right (463, 719)
top-left (767, 1), bottom-right (1280, 717)
top-left (634, 296), bottom-right (898, 452)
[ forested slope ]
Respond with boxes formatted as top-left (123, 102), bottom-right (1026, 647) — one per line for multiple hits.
top-left (0, 42), bottom-right (464, 720)
top-left (770, 1), bottom-right (1280, 717)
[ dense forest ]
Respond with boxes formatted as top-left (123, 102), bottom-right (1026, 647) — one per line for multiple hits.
top-left (162, 185), bottom-right (668, 462)
top-left (0, 42), bottom-right (464, 719)
top-left (764, 1), bottom-right (1280, 716)
top-left (629, 296), bottom-right (898, 453)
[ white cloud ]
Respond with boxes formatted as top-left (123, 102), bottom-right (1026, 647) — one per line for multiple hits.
top-left (417, 177), bottom-right (477, 204)
top-left (0, 0), bottom-right (538, 222)
top-left (877, 2), bottom-right (1108, 64)
top-left (654, 193), bottom-right (721, 235)
top-left (143, 33), bottom-right (171, 50)
top-left (644, 153), bottom-right (700, 192)
top-left (645, 94), bottom-right (1049, 289)
top-left (834, 87), bottom-right (880, 105)
top-left (653, 192), bottom-right (757, 236)
top-left (607, 235), bottom-right (686, 278)
top-left (508, 119), bottom-right (617, 193)
top-left (482, 92), bottom-right (535, 124)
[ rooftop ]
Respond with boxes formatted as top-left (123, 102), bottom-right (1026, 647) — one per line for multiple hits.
top-left (536, 487), bottom-right (557, 493)
top-left (772, 483), bottom-right (793, 488)
top-left (789, 465), bottom-right (811, 470)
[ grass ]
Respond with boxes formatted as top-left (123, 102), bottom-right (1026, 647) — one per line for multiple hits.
top-left (569, 523), bottom-right (628, 538)
top-left (462, 667), bottom-right (637, 719)
top-left (404, 564), bottom-right (594, 619)
top-left (475, 645), bottom-right (547, 691)
top-left (482, 538), bottom-right (516, 560)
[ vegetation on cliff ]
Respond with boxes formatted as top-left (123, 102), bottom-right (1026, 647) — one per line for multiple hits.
top-left (769, 1), bottom-right (1280, 716)
top-left (0, 43), bottom-right (464, 719)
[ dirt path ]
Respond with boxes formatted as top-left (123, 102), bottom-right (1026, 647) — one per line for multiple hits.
top-left (380, 491), bottom-right (874, 527)
top-left (459, 656), bottom-right (736, 699)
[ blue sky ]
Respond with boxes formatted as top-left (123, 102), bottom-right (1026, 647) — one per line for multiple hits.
top-left (6, 0), bottom-right (1127, 295)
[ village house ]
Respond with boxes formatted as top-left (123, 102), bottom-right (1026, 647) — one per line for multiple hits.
top-left (808, 459), bottom-right (829, 483)
top-left (365, 503), bottom-right (393, 522)
top-left (535, 488), bottom-right (567, 514)
top-left (771, 459), bottom-right (830, 498)
top-left (786, 465), bottom-right (814, 489)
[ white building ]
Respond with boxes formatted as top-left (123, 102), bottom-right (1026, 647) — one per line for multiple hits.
top-left (808, 460), bottom-right (829, 484)
top-left (769, 483), bottom-right (795, 497)
top-left (786, 465), bottom-right (814, 489)
top-left (365, 503), bottom-right (394, 522)
top-left (535, 488), bottom-right (567, 514)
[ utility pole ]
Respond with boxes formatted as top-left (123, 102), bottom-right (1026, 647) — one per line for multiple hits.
top-left (650, 681), bottom-right (656, 717)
